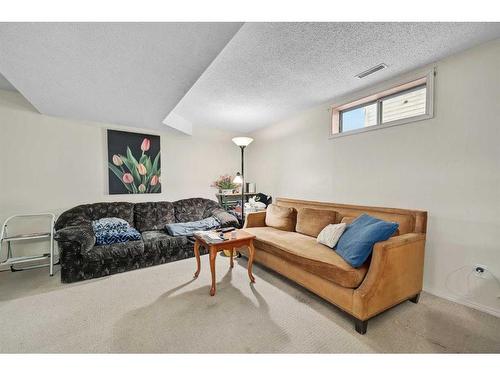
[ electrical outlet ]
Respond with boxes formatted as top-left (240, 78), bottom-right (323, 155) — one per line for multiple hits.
top-left (473, 264), bottom-right (488, 278)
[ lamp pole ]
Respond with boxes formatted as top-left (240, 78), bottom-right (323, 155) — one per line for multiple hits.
top-left (240, 145), bottom-right (245, 222)
top-left (232, 137), bottom-right (253, 227)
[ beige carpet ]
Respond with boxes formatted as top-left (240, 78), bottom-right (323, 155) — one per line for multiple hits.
top-left (0, 255), bottom-right (499, 353)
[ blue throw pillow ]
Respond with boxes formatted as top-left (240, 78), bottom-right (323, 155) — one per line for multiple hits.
top-left (92, 217), bottom-right (129, 232)
top-left (165, 216), bottom-right (221, 236)
top-left (335, 214), bottom-right (399, 268)
top-left (95, 227), bottom-right (142, 246)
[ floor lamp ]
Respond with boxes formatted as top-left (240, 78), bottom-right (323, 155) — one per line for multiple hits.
top-left (232, 137), bottom-right (253, 225)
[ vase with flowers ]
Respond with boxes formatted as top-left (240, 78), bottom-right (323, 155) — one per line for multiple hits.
top-left (211, 175), bottom-right (238, 195)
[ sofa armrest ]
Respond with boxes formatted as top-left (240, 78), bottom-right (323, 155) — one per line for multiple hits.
top-left (212, 208), bottom-right (239, 228)
top-left (352, 233), bottom-right (426, 320)
top-left (243, 211), bottom-right (267, 228)
top-left (54, 225), bottom-right (96, 253)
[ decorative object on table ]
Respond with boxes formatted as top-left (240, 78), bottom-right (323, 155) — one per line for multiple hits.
top-left (107, 129), bottom-right (161, 194)
top-left (193, 229), bottom-right (256, 296)
top-left (0, 213), bottom-right (56, 276)
top-left (231, 137), bottom-right (254, 221)
top-left (246, 182), bottom-right (256, 193)
top-left (211, 175), bottom-right (238, 195)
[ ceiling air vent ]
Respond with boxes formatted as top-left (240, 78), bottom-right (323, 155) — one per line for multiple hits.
top-left (355, 63), bottom-right (387, 79)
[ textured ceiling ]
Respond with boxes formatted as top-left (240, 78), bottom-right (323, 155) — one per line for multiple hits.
top-left (170, 22), bottom-right (500, 132)
top-left (0, 72), bottom-right (16, 91)
top-left (1, 23), bottom-right (499, 134)
top-left (0, 23), bottom-right (242, 130)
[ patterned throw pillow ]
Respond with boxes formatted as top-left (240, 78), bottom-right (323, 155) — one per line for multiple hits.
top-left (92, 217), bottom-right (129, 232)
top-left (316, 223), bottom-right (347, 248)
top-left (95, 227), bottom-right (142, 246)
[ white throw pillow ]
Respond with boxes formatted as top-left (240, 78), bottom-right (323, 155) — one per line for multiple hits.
top-left (316, 223), bottom-right (347, 248)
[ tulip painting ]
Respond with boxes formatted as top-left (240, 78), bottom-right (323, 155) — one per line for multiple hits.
top-left (107, 130), bottom-right (161, 194)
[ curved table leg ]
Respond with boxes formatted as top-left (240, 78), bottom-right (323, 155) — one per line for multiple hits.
top-left (230, 247), bottom-right (234, 268)
top-left (193, 240), bottom-right (201, 278)
top-left (209, 246), bottom-right (217, 296)
top-left (247, 240), bottom-right (256, 283)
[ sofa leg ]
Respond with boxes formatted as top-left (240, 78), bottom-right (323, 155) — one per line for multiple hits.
top-left (409, 293), bottom-right (420, 304)
top-left (354, 319), bottom-right (368, 335)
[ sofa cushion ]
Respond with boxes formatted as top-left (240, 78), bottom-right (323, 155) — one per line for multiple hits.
top-left (134, 201), bottom-right (175, 232)
top-left (54, 202), bottom-right (135, 230)
top-left (265, 204), bottom-right (297, 232)
top-left (142, 230), bottom-right (190, 257)
top-left (174, 198), bottom-right (219, 223)
top-left (87, 202), bottom-right (135, 226)
top-left (83, 240), bottom-right (144, 262)
top-left (340, 216), bottom-right (356, 224)
top-left (336, 214), bottom-right (399, 268)
top-left (245, 226), bottom-right (368, 288)
top-left (296, 208), bottom-right (337, 237)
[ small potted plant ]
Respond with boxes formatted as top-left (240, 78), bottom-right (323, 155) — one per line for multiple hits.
top-left (211, 175), bottom-right (238, 195)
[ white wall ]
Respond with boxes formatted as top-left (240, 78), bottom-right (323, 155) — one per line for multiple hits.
top-left (247, 39), bottom-right (500, 316)
top-left (0, 90), bottom-right (240, 261)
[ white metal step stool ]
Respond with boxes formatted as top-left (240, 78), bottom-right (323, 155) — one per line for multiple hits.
top-left (0, 213), bottom-right (55, 276)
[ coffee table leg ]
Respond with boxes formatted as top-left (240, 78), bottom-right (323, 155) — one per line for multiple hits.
top-left (193, 240), bottom-right (201, 278)
top-left (230, 247), bottom-right (234, 268)
top-left (209, 246), bottom-right (217, 296)
top-left (247, 241), bottom-right (256, 283)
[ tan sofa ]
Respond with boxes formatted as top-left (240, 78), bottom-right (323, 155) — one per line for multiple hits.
top-left (239, 197), bottom-right (427, 334)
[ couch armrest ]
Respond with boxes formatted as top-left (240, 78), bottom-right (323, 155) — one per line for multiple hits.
top-left (212, 208), bottom-right (239, 228)
top-left (54, 225), bottom-right (95, 253)
top-left (243, 211), bottom-right (267, 228)
top-left (352, 233), bottom-right (426, 320)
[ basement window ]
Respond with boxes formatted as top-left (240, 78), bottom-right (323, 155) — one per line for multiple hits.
top-left (331, 70), bottom-right (434, 137)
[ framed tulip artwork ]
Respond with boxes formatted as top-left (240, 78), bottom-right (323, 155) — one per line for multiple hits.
top-left (107, 129), bottom-right (161, 194)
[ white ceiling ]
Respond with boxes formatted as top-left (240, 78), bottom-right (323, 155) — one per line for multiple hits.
top-left (0, 23), bottom-right (242, 130)
top-left (0, 72), bottom-right (16, 91)
top-left (170, 22), bottom-right (500, 133)
top-left (0, 23), bottom-right (499, 133)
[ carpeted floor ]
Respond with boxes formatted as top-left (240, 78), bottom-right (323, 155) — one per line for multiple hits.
top-left (0, 255), bottom-right (499, 353)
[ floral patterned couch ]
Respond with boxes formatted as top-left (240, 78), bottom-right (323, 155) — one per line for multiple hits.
top-left (54, 198), bottom-right (239, 283)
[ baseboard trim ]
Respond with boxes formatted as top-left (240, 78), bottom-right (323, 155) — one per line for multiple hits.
top-left (424, 288), bottom-right (500, 318)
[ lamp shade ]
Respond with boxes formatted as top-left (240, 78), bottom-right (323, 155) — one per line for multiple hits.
top-left (233, 173), bottom-right (243, 184)
top-left (232, 137), bottom-right (254, 147)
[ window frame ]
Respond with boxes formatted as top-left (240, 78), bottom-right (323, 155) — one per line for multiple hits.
top-left (331, 69), bottom-right (435, 138)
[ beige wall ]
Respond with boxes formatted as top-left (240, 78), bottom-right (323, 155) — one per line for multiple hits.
top-left (247, 39), bottom-right (500, 316)
top-left (0, 90), bottom-right (239, 262)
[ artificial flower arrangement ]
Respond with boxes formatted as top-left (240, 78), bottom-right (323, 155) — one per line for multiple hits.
top-left (108, 138), bottom-right (161, 194)
top-left (211, 175), bottom-right (239, 193)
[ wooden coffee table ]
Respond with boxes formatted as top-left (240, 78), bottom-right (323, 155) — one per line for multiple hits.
top-left (193, 229), bottom-right (256, 296)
